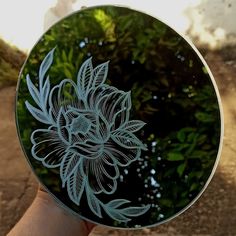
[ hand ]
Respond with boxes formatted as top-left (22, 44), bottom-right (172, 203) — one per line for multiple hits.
top-left (7, 187), bottom-right (96, 236)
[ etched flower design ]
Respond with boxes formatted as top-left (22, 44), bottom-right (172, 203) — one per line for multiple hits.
top-left (25, 48), bottom-right (150, 221)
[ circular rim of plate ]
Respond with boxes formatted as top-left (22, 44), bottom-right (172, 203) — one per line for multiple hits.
top-left (15, 4), bottom-right (224, 229)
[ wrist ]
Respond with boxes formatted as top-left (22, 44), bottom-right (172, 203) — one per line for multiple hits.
top-left (36, 189), bottom-right (95, 235)
top-left (8, 189), bottom-right (95, 236)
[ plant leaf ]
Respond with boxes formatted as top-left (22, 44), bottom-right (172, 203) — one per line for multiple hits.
top-left (177, 162), bottom-right (186, 176)
top-left (177, 129), bottom-right (186, 143)
top-left (68, 48), bottom-right (73, 62)
top-left (167, 152), bottom-right (184, 161)
top-left (39, 47), bottom-right (55, 82)
top-left (121, 205), bottom-right (151, 217)
top-left (106, 199), bottom-right (130, 209)
top-left (25, 101), bottom-right (50, 124)
top-left (190, 182), bottom-right (199, 192)
top-left (62, 50), bottom-right (67, 62)
top-left (92, 61), bottom-right (109, 87)
top-left (64, 67), bottom-right (73, 79)
top-left (159, 199), bottom-right (172, 207)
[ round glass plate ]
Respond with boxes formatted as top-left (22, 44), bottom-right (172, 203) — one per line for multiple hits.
top-left (16, 5), bottom-right (223, 228)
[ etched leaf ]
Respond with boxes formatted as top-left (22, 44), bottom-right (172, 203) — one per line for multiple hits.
top-left (105, 201), bottom-right (150, 222)
top-left (106, 199), bottom-right (130, 209)
top-left (86, 185), bottom-right (102, 218)
top-left (60, 153), bottom-right (81, 187)
top-left (39, 47), bottom-right (55, 82)
top-left (67, 164), bottom-right (85, 205)
top-left (92, 61), bottom-right (109, 87)
top-left (77, 57), bottom-right (93, 95)
top-left (42, 76), bottom-right (50, 106)
top-left (105, 209), bottom-right (131, 222)
top-left (49, 79), bottom-right (83, 122)
top-left (25, 101), bottom-right (50, 124)
top-left (120, 205), bottom-right (151, 217)
top-left (122, 120), bottom-right (146, 132)
top-left (111, 130), bottom-right (147, 150)
top-left (26, 74), bottom-right (41, 107)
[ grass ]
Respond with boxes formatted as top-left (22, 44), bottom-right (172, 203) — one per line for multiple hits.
top-left (0, 38), bottom-right (26, 88)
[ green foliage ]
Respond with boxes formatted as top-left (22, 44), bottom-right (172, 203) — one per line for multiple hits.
top-left (0, 38), bottom-right (26, 88)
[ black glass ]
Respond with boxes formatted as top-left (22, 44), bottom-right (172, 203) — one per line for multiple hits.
top-left (16, 5), bottom-right (222, 228)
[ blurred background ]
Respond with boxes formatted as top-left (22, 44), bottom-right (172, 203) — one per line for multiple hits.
top-left (0, 0), bottom-right (235, 235)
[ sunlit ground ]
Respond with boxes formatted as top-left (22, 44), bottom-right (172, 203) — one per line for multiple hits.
top-left (0, 0), bottom-right (235, 52)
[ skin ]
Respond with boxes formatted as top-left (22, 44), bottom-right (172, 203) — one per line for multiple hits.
top-left (7, 188), bottom-right (96, 236)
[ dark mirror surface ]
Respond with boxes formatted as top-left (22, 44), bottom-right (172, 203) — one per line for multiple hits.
top-left (16, 5), bottom-right (222, 228)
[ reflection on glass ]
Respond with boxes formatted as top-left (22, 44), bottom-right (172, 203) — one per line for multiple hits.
top-left (16, 5), bottom-right (221, 228)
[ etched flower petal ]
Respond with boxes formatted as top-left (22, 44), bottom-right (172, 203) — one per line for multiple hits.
top-left (68, 142), bottom-right (104, 159)
top-left (31, 129), bottom-right (67, 168)
top-left (49, 79), bottom-right (84, 122)
top-left (95, 113), bottom-right (110, 142)
top-left (62, 109), bottom-right (91, 144)
top-left (82, 158), bottom-right (119, 194)
top-left (65, 109), bottom-right (107, 144)
top-left (65, 108), bottom-right (96, 127)
top-left (57, 108), bottom-right (71, 145)
top-left (87, 85), bottom-right (117, 110)
top-left (96, 90), bottom-right (129, 125)
top-left (104, 141), bottom-right (141, 167)
top-left (101, 152), bottom-right (117, 166)
top-left (110, 91), bottom-right (132, 130)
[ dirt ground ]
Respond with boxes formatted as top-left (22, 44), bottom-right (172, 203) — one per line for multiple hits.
top-left (0, 48), bottom-right (236, 236)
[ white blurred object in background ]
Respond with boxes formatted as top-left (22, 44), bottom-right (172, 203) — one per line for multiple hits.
top-left (0, 0), bottom-right (235, 52)
top-left (44, 0), bottom-right (76, 31)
